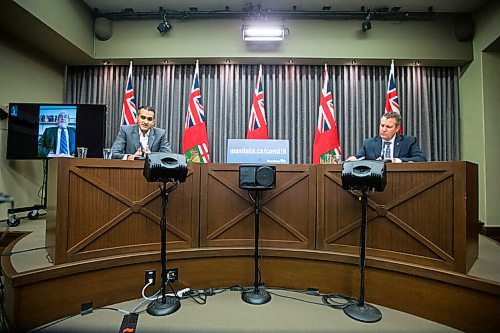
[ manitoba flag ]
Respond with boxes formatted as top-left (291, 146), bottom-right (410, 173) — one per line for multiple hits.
top-left (312, 64), bottom-right (342, 164)
top-left (385, 60), bottom-right (402, 133)
top-left (246, 65), bottom-right (268, 139)
top-left (121, 61), bottom-right (137, 126)
top-left (182, 61), bottom-right (211, 163)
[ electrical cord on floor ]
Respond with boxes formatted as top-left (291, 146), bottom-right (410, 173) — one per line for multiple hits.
top-left (131, 279), bottom-right (181, 314)
top-left (141, 281), bottom-right (158, 301)
top-left (321, 293), bottom-right (357, 309)
top-left (267, 287), bottom-right (357, 309)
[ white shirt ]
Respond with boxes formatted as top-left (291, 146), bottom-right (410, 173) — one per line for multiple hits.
top-left (139, 130), bottom-right (150, 152)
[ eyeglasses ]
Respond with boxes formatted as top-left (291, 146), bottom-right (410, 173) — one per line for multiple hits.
top-left (58, 115), bottom-right (69, 119)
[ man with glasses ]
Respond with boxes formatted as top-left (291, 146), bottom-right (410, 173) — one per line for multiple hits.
top-left (111, 106), bottom-right (171, 160)
top-left (38, 111), bottom-right (76, 158)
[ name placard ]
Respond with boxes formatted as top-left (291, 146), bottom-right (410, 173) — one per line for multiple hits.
top-left (227, 139), bottom-right (289, 164)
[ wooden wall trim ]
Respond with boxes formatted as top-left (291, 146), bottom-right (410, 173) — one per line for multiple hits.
top-left (2, 248), bottom-right (499, 332)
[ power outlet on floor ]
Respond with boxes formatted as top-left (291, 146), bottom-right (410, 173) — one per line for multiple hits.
top-left (80, 301), bottom-right (93, 315)
top-left (145, 269), bottom-right (156, 285)
top-left (166, 268), bottom-right (178, 282)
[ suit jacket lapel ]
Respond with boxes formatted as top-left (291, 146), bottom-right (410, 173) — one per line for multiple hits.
top-left (133, 126), bottom-right (141, 151)
top-left (393, 134), bottom-right (402, 157)
top-left (373, 137), bottom-right (383, 158)
top-left (148, 128), bottom-right (155, 148)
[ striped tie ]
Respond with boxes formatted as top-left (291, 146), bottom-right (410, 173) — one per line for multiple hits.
top-left (384, 142), bottom-right (391, 158)
top-left (60, 130), bottom-right (68, 154)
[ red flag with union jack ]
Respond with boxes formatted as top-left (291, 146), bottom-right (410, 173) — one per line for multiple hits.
top-left (385, 60), bottom-right (402, 133)
top-left (312, 64), bottom-right (342, 164)
top-left (246, 65), bottom-right (268, 139)
top-left (182, 61), bottom-right (211, 163)
top-left (121, 61), bottom-right (137, 126)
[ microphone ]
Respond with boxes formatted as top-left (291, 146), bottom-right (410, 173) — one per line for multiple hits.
top-left (135, 142), bottom-right (146, 160)
top-left (139, 142), bottom-right (146, 157)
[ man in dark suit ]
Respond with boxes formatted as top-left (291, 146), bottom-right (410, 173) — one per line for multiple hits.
top-left (347, 112), bottom-right (426, 163)
top-left (111, 106), bottom-right (171, 160)
top-left (38, 111), bottom-right (76, 158)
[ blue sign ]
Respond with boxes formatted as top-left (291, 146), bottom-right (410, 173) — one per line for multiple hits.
top-left (227, 139), bottom-right (289, 164)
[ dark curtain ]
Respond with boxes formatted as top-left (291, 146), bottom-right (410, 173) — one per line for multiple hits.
top-left (65, 64), bottom-right (459, 163)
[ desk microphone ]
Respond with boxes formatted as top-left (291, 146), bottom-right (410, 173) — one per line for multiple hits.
top-left (140, 142), bottom-right (146, 157)
top-left (135, 142), bottom-right (146, 160)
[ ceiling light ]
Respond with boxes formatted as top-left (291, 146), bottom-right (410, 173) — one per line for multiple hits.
top-left (362, 9), bottom-right (372, 32)
top-left (157, 12), bottom-right (171, 34)
top-left (242, 22), bottom-right (286, 41)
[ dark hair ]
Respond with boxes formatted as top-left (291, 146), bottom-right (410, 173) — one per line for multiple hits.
top-left (382, 111), bottom-right (401, 126)
top-left (137, 106), bottom-right (156, 116)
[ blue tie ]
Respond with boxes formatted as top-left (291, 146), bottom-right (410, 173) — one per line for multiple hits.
top-left (60, 130), bottom-right (68, 154)
top-left (384, 142), bottom-right (391, 158)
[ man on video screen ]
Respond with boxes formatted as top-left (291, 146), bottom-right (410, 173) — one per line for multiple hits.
top-left (38, 110), bottom-right (76, 158)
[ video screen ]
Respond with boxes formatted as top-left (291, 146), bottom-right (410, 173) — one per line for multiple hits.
top-left (6, 103), bottom-right (107, 160)
top-left (38, 105), bottom-right (77, 158)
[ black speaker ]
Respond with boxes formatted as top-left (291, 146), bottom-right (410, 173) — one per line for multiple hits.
top-left (341, 161), bottom-right (386, 192)
top-left (143, 152), bottom-right (188, 183)
top-left (239, 165), bottom-right (276, 190)
top-left (94, 17), bottom-right (113, 41)
top-left (454, 17), bottom-right (475, 42)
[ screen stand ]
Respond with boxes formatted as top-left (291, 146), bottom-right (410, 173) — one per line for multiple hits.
top-left (7, 159), bottom-right (48, 226)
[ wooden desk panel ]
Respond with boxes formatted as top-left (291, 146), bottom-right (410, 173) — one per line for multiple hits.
top-left (46, 160), bottom-right (477, 273)
top-left (317, 161), bottom-right (478, 273)
top-left (199, 164), bottom-right (317, 249)
top-left (46, 158), bottom-right (199, 264)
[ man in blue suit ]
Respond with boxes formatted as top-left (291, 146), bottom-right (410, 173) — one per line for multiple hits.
top-left (347, 112), bottom-right (426, 163)
top-left (111, 106), bottom-right (171, 160)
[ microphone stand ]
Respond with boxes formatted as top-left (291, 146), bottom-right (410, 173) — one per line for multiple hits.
top-left (147, 180), bottom-right (180, 316)
top-left (343, 188), bottom-right (382, 323)
top-left (241, 190), bottom-right (271, 305)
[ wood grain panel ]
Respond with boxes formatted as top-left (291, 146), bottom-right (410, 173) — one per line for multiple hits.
top-left (199, 164), bottom-right (316, 249)
top-left (317, 162), bottom-right (478, 273)
top-left (46, 159), bottom-right (199, 264)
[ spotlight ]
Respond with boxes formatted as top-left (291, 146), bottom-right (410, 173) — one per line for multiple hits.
top-left (157, 19), bottom-right (171, 34)
top-left (362, 20), bottom-right (372, 31)
top-left (362, 9), bottom-right (372, 32)
top-left (157, 11), bottom-right (171, 34)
